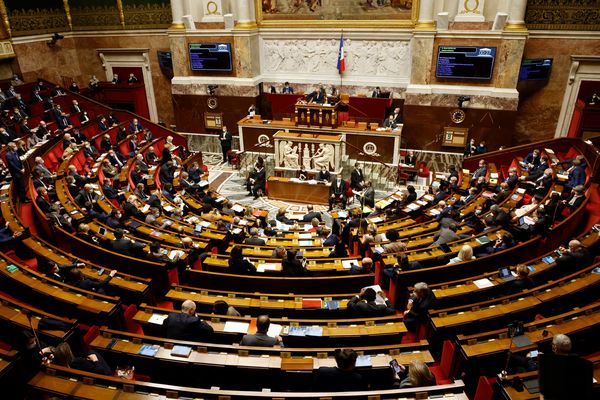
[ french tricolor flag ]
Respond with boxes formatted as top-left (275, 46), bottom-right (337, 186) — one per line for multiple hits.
top-left (337, 33), bottom-right (346, 74)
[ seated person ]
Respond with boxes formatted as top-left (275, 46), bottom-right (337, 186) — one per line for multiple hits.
top-left (282, 249), bottom-right (306, 276)
top-left (243, 228), bottom-right (266, 246)
top-left (67, 268), bottom-right (116, 295)
top-left (213, 300), bottom-right (241, 317)
top-left (328, 175), bottom-right (347, 211)
top-left (302, 204), bottom-right (322, 222)
top-left (313, 348), bottom-right (366, 391)
top-left (403, 282), bottom-right (436, 333)
top-left (275, 207), bottom-right (293, 225)
top-left (555, 239), bottom-right (592, 270)
top-left (165, 300), bottom-right (214, 341)
top-left (240, 315), bottom-right (280, 347)
top-left (507, 264), bottom-right (535, 295)
top-left (558, 184), bottom-right (586, 217)
top-left (348, 257), bottom-right (373, 274)
top-left (447, 244), bottom-right (476, 265)
top-left (392, 359), bottom-right (436, 389)
top-left (228, 245), bottom-right (256, 274)
top-left (347, 287), bottom-right (395, 316)
top-left (382, 253), bottom-right (422, 287)
top-left (521, 149), bottom-right (541, 170)
top-left (48, 342), bottom-right (112, 376)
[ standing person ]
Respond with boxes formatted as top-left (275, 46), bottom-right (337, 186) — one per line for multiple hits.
top-left (219, 125), bottom-right (232, 164)
top-left (6, 142), bottom-right (29, 202)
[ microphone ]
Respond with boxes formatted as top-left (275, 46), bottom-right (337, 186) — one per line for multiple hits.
top-left (23, 309), bottom-right (52, 365)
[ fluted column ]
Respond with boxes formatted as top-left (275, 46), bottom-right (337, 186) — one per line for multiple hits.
top-left (415, 0), bottom-right (435, 29)
top-left (170, 0), bottom-right (185, 29)
top-left (234, 0), bottom-right (257, 29)
top-left (506, 0), bottom-right (528, 30)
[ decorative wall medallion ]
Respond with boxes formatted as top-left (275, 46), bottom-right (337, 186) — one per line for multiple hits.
top-left (363, 142), bottom-right (378, 156)
top-left (257, 134), bottom-right (273, 148)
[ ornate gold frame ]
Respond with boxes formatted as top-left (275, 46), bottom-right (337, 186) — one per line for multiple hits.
top-left (254, 0), bottom-right (419, 28)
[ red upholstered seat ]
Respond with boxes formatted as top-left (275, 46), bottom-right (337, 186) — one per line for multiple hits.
top-left (84, 325), bottom-right (100, 346)
top-left (473, 375), bottom-right (495, 400)
top-left (122, 304), bottom-right (144, 335)
top-left (429, 340), bottom-right (456, 385)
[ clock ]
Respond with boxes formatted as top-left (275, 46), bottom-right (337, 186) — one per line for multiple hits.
top-left (450, 108), bottom-right (466, 124)
top-left (207, 97), bottom-right (218, 110)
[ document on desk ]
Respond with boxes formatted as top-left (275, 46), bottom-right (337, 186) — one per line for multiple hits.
top-left (223, 321), bottom-right (250, 334)
top-left (298, 233), bottom-right (312, 239)
top-left (363, 285), bottom-right (386, 305)
top-left (257, 263), bottom-right (278, 273)
top-left (473, 278), bottom-right (494, 289)
top-left (231, 204), bottom-right (245, 213)
top-left (341, 259), bottom-right (357, 270)
top-left (138, 344), bottom-right (160, 357)
top-left (199, 220), bottom-right (212, 228)
top-left (148, 314), bottom-right (168, 325)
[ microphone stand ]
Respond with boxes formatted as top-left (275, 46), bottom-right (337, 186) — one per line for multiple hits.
top-left (500, 325), bottom-right (516, 381)
top-left (24, 311), bottom-right (51, 365)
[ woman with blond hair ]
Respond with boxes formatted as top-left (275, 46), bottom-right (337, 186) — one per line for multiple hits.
top-left (447, 244), bottom-right (475, 265)
top-left (49, 342), bottom-right (112, 375)
top-left (392, 359), bottom-right (437, 388)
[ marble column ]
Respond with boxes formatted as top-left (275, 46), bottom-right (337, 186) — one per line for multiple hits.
top-left (170, 0), bottom-right (185, 29)
top-left (410, 32), bottom-right (435, 85)
top-left (506, 0), bottom-right (528, 30)
top-left (415, 0), bottom-right (435, 29)
top-left (234, 0), bottom-right (257, 29)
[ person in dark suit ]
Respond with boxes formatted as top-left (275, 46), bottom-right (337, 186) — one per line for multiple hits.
top-left (252, 165), bottom-right (266, 199)
top-left (470, 159), bottom-right (487, 185)
top-left (390, 107), bottom-right (402, 125)
top-left (560, 185), bottom-right (586, 214)
top-left (146, 146), bottom-right (159, 165)
top-left (313, 348), bottom-right (366, 391)
top-left (317, 166), bottom-right (331, 182)
top-left (243, 228), bottom-right (266, 246)
top-left (219, 126), bottom-right (232, 164)
top-left (282, 82), bottom-right (294, 94)
top-left (68, 269), bottom-right (116, 295)
top-left (128, 118), bottom-right (143, 134)
top-left (383, 115), bottom-right (397, 129)
top-left (159, 160), bottom-right (175, 186)
top-left (328, 175), bottom-right (347, 211)
top-left (228, 245), bottom-right (257, 274)
top-left (348, 287), bottom-right (394, 316)
top-left (404, 150), bottom-right (417, 166)
top-left (281, 249), bottom-right (306, 276)
top-left (350, 163), bottom-right (364, 191)
top-left (403, 282), bottom-right (436, 332)
top-left (165, 300), bottom-right (214, 341)
top-left (0, 126), bottom-right (16, 144)
top-left (521, 149), bottom-right (541, 170)
top-left (97, 117), bottom-right (110, 132)
top-left (240, 315), bottom-right (280, 347)
top-left (372, 86), bottom-right (382, 98)
top-left (6, 142), bottom-right (29, 201)
top-left (108, 229), bottom-right (145, 256)
top-left (555, 240), bottom-right (592, 271)
top-left (301, 205), bottom-right (322, 222)
top-left (565, 159), bottom-right (586, 190)
top-left (362, 181), bottom-right (375, 208)
top-left (35, 187), bottom-right (53, 214)
top-left (507, 264), bottom-right (535, 295)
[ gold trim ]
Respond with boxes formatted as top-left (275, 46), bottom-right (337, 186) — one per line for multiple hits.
top-left (254, 0), bottom-right (419, 28)
top-left (0, 0), bottom-right (11, 38)
top-left (235, 21), bottom-right (258, 30)
top-left (414, 21), bottom-right (436, 30)
top-left (463, 0), bottom-right (479, 13)
top-left (504, 22), bottom-right (528, 31)
top-left (169, 22), bottom-right (186, 30)
top-left (62, 0), bottom-right (72, 30)
top-left (116, 0), bottom-right (125, 29)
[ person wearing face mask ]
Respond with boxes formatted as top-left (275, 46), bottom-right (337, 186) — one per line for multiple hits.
top-left (106, 210), bottom-right (124, 229)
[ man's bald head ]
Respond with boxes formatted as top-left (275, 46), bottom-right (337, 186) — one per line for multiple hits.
top-left (181, 300), bottom-right (196, 314)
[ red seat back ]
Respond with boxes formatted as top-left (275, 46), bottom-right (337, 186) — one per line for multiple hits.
top-left (439, 340), bottom-right (456, 378)
top-left (123, 304), bottom-right (144, 335)
top-left (473, 375), bottom-right (495, 400)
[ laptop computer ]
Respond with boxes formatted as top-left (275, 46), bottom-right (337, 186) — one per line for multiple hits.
top-left (499, 267), bottom-right (515, 282)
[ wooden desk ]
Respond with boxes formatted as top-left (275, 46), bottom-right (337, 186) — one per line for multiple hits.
top-left (295, 101), bottom-right (339, 128)
top-left (267, 177), bottom-right (330, 205)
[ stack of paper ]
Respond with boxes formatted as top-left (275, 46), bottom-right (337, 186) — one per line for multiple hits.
top-left (148, 314), bottom-right (168, 325)
top-left (257, 263), bottom-right (278, 273)
top-left (223, 321), bottom-right (250, 334)
top-left (473, 278), bottom-right (494, 289)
